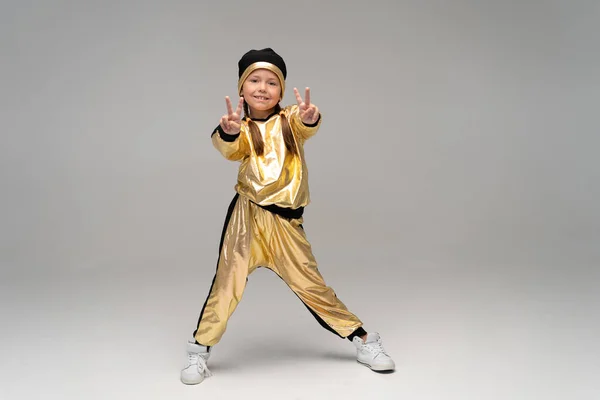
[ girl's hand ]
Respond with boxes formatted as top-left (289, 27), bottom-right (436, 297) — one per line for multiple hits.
top-left (294, 87), bottom-right (320, 125)
top-left (220, 96), bottom-right (243, 134)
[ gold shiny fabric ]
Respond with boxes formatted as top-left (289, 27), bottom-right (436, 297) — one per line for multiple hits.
top-left (194, 195), bottom-right (363, 346)
top-left (211, 105), bottom-right (320, 210)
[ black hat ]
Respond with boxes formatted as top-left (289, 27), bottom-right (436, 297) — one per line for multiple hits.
top-left (237, 48), bottom-right (287, 97)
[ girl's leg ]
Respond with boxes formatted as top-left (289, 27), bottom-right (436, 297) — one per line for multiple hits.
top-left (264, 213), bottom-right (396, 372)
top-left (266, 214), bottom-right (364, 339)
top-left (193, 194), bottom-right (268, 347)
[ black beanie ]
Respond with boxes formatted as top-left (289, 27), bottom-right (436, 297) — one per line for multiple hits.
top-left (237, 48), bottom-right (287, 97)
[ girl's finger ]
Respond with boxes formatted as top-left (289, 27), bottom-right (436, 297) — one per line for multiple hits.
top-left (220, 116), bottom-right (229, 131)
top-left (236, 97), bottom-right (244, 116)
top-left (313, 106), bottom-right (319, 122)
top-left (305, 87), bottom-right (310, 106)
top-left (294, 87), bottom-right (303, 106)
top-left (225, 96), bottom-right (234, 116)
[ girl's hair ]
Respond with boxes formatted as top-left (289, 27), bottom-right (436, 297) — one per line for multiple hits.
top-left (243, 102), bottom-right (297, 157)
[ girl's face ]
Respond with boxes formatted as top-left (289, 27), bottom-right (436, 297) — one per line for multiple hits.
top-left (241, 69), bottom-right (282, 118)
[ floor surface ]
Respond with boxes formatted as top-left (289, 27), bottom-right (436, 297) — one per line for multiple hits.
top-left (1, 262), bottom-right (598, 399)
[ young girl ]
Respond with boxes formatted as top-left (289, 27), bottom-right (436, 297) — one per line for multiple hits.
top-left (181, 48), bottom-right (395, 385)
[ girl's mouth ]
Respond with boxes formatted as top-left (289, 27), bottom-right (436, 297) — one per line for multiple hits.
top-left (254, 96), bottom-right (269, 101)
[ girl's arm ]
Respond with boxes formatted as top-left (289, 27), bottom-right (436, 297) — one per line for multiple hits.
top-left (290, 87), bottom-right (322, 141)
top-left (210, 96), bottom-right (249, 161)
top-left (211, 125), bottom-right (249, 161)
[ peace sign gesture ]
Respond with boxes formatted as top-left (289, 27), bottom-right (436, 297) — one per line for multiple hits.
top-left (294, 87), bottom-right (320, 125)
top-left (220, 96), bottom-right (244, 134)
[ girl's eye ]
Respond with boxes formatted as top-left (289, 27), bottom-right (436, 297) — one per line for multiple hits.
top-left (269, 82), bottom-right (276, 86)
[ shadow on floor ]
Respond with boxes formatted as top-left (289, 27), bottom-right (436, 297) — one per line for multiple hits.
top-left (206, 346), bottom-right (357, 373)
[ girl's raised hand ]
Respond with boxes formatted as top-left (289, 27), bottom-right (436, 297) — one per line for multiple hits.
top-left (220, 96), bottom-right (243, 134)
top-left (294, 87), bottom-right (320, 125)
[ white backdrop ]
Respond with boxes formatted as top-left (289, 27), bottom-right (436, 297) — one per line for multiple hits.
top-left (2, 1), bottom-right (598, 276)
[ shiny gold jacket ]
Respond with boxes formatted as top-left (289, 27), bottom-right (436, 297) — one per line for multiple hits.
top-left (211, 105), bottom-right (321, 209)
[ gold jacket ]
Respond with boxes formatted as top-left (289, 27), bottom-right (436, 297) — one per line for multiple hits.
top-left (211, 105), bottom-right (321, 209)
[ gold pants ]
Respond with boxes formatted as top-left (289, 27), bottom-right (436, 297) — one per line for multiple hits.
top-left (194, 194), bottom-right (363, 346)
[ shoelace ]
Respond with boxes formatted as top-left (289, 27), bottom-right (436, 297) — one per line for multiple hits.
top-left (188, 353), bottom-right (213, 377)
top-left (364, 339), bottom-right (389, 358)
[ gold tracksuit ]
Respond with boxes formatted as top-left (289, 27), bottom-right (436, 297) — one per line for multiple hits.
top-left (193, 105), bottom-right (363, 346)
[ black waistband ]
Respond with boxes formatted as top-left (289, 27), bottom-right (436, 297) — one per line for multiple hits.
top-left (254, 201), bottom-right (304, 219)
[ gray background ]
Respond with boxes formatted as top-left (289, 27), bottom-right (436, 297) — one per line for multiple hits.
top-left (1, 1), bottom-right (598, 399)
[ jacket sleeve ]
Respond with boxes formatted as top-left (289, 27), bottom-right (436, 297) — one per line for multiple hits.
top-left (210, 124), bottom-right (250, 161)
top-left (288, 105), bottom-right (322, 143)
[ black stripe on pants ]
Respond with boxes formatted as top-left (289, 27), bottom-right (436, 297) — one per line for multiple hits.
top-left (192, 193), bottom-right (240, 343)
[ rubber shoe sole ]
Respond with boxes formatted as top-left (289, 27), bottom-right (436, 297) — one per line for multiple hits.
top-left (357, 359), bottom-right (395, 372)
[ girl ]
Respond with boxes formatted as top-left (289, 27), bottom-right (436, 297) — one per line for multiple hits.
top-left (181, 48), bottom-right (395, 385)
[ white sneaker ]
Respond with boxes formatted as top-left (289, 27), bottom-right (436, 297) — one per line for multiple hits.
top-left (181, 340), bottom-right (212, 385)
top-left (353, 332), bottom-right (395, 371)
